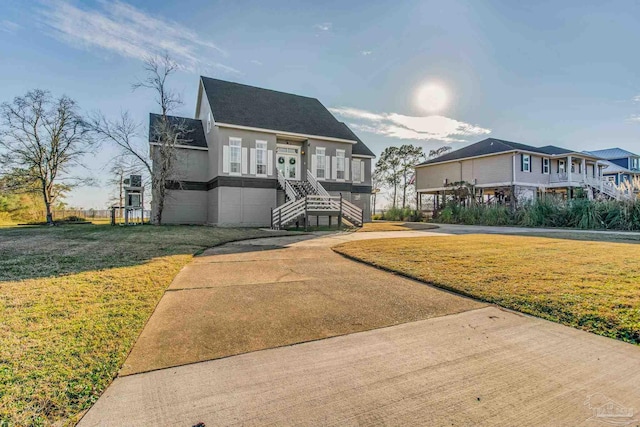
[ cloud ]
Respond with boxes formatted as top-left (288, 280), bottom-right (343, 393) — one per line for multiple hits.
top-left (250, 59), bottom-right (263, 66)
top-left (629, 115), bottom-right (640, 122)
top-left (361, 50), bottom-right (372, 56)
top-left (0, 20), bottom-right (20, 33)
top-left (633, 95), bottom-right (640, 102)
top-left (330, 106), bottom-right (491, 142)
top-left (315, 22), bottom-right (332, 31)
top-left (36, 0), bottom-right (237, 73)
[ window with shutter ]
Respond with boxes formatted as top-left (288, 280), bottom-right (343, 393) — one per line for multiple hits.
top-left (256, 140), bottom-right (267, 176)
top-left (336, 149), bottom-right (345, 180)
top-left (316, 147), bottom-right (326, 179)
top-left (229, 138), bottom-right (242, 175)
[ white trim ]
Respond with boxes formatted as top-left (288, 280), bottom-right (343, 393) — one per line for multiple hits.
top-left (416, 150), bottom-right (601, 168)
top-left (216, 122), bottom-right (357, 144)
top-left (352, 154), bottom-right (375, 159)
top-left (150, 142), bottom-right (208, 151)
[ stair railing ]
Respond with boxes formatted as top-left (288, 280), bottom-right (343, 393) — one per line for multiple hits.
top-left (277, 170), bottom-right (298, 201)
top-left (306, 169), bottom-right (330, 196)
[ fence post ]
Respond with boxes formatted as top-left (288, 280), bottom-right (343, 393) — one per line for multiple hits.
top-left (278, 209), bottom-right (282, 230)
top-left (270, 207), bottom-right (273, 229)
top-left (338, 194), bottom-right (343, 227)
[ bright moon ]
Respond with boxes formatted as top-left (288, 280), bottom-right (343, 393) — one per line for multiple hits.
top-left (415, 82), bottom-right (449, 113)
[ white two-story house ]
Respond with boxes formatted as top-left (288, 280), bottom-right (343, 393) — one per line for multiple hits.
top-left (149, 77), bottom-right (375, 227)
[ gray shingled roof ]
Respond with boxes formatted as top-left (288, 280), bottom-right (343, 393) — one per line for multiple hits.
top-left (599, 159), bottom-right (635, 174)
top-left (201, 77), bottom-right (362, 143)
top-left (149, 113), bottom-right (207, 148)
top-left (418, 138), bottom-right (581, 166)
top-left (339, 122), bottom-right (375, 157)
top-left (584, 147), bottom-right (638, 160)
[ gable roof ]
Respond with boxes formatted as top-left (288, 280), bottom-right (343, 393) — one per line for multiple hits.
top-left (339, 122), bottom-right (375, 157)
top-left (417, 138), bottom-right (588, 166)
top-left (584, 147), bottom-right (638, 160)
top-left (148, 114), bottom-right (207, 148)
top-left (600, 159), bottom-right (635, 174)
top-left (200, 77), bottom-right (360, 143)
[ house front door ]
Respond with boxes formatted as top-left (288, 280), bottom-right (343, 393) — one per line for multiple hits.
top-left (276, 146), bottom-right (300, 180)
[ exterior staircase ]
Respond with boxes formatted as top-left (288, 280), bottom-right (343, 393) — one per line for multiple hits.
top-left (583, 177), bottom-right (634, 201)
top-left (272, 170), bottom-right (364, 229)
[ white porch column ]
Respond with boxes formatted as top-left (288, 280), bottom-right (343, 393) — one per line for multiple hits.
top-left (567, 155), bottom-right (572, 180)
top-left (582, 158), bottom-right (586, 182)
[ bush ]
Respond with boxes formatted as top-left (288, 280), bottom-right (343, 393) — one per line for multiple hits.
top-left (378, 207), bottom-right (424, 222)
top-left (62, 215), bottom-right (87, 222)
top-left (432, 197), bottom-right (640, 231)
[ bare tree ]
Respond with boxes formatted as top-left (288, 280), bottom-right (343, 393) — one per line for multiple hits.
top-left (106, 159), bottom-right (139, 217)
top-left (0, 90), bottom-right (93, 224)
top-left (90, 53), bottom-right (188, 225)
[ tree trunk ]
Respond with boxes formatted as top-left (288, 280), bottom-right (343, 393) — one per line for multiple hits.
top-left (402, 172), bottom-right (407, 209)
top-left (41, 180), bottom-right (54, 225)
top-left (393, 183), bottom-right (397, 208)
top-left (45, 202), bottom-right (53, 225)
top-left (119, 172), bottom-right (124, 218)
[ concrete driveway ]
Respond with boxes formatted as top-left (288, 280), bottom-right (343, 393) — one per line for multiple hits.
top-left (79, 229), bottom-right (640, 426)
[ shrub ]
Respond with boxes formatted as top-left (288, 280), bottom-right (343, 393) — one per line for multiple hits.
top-left (379, 207), bottom-right (424, 222)
top-left (432, 197), bottom-right (640, 231)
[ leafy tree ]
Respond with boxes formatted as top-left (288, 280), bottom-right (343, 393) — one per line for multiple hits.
top-left (0, 90), bottom-right (93, 224)
top-left (375, 146), bottom-right (402, 208)
top-left (428, 145), bottom-right (452, 159)
top-left (398, 144), bottom-right (425, 208)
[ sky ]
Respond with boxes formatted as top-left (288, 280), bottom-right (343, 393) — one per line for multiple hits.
top-left (1, 0), bottom-right (640, 208)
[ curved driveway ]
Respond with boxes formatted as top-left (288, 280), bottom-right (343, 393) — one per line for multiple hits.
top-left (80, 228), bottom-right (640, 426)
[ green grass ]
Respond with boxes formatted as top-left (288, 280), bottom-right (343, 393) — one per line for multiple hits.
top-left (0, 224), bottom-right (296, 426)
top-left (334, 234), bottom-right (640, 345)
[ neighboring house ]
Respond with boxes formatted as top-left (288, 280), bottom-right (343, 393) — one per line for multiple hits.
top-left (583, 148), bottom-right (640, 186)
top-left (148, 77), bottom-right (375, 227)
top-left (415, 138), bottom-right (627, 207)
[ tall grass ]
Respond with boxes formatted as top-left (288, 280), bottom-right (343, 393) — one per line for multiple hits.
top-left (433, 197), bottom-right (640, 231)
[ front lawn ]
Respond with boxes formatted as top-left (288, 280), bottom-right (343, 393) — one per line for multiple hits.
top-left (333, 234), bottom-right (640, 344)
top-left (358, 221), bottom-right (439, 232)
top-left (0, 224), bottom-right (294, 426)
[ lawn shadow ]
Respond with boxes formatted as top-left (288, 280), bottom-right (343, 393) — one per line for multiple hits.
top-left (0, 224), bottom-right (300, 282)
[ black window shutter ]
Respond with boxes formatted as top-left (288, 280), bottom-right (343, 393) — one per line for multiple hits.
top-left (542, 159), bottom-right (544, 173)
top-left (521, 154), bottom-right (524, 171)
